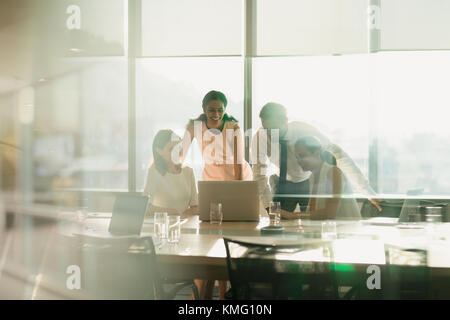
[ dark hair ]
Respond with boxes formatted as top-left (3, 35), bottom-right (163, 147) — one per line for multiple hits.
top-left (202, 90), bottom-right (227, 109)
top-left (259, 102), bottom-right (287, 120)
top-left (152, 129), bottom-right (179, 175)
top-left (295, 136), bottom-right (337, 166)
top-left (189, 90), bottom-right (238, 126)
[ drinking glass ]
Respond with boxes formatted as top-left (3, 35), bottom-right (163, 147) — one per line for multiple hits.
top-left (167, 215), bottom-right (181, 243)
top-left (210, 203), bottom-right (223, 225)
top-left (322, 221), bottom-right (337, 240)
top-left (425, 207), bottom-right (442, 223)
top-left (268, 201), bottom-right (281, 225)
top-left (77, 205), bottom-right (88, 222)
top-left (77, 197), bottom-right (89, 222)
top-left (408, 206), bottom-right (422, 223)
top-left (154, 212), bottom-right (168, 242)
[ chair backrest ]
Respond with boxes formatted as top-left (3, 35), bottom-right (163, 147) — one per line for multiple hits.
top-left (223, 238), bottom-right (339, 300)
top-left (351, 245), bottom-right (430, 300)
top-left (383, 245), bottom-right (430, 299)
top-left (79, 236), bottom-right (163, 299)
top-left (36, 234), bottom-right (163, 300)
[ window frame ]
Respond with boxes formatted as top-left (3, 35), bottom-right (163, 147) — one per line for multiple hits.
top-left (17, 0), bottom-right (450, 199)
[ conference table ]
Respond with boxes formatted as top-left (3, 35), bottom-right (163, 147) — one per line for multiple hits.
top-left (7, 204), bottom-right (450, 299)
top-left (74, 214), bottom-right (450, 298)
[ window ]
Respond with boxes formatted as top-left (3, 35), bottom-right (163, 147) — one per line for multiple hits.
top-left (33, 60), bottom-right (128, 192)
top-left (252, 55), bottom-right (370, 183)
top-left (4, 0), bottom-right (450, 200)
top-left (374, 51), bottom-right (450, 195)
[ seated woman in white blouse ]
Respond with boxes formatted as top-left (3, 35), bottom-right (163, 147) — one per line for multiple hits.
top-left (292, 136), bottom-right (361, 220)
top-left (143, 129), bottom-right (198, 217)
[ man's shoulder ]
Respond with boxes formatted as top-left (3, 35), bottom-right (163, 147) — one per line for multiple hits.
top-left (287, 121), bottom-right (322, 139)
top-left (288, 121), bottom-right (312, 130)
top-left (287, 121), bottom-right (309, 139)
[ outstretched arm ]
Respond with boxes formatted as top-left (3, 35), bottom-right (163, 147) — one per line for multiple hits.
top-left (184, 167), bottom-right (199, 217)
top-left (182, 205), bottom-right (198, 217)
top-left (297, 122), bottom-right (381, 212)
top-left (146, 204), bottom-right (181, 216)
top-left (232, 124), bottom-right (244, 180)
top-left (180, 123), bottom-right (195, 165)
top-left (234, 135), bottom-right (243, 180)
top-left (251, 129), bottom-right (272, 208)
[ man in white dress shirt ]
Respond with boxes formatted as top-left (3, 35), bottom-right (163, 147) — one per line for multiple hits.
top-left (251, 102), bottom-right (381, 219)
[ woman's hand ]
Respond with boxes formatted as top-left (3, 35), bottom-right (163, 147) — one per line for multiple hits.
top-left (369, 199), bottom-right (383, 212)
top-left (280, 209), bottom-right (303, 220)
top-left (147, 204), bottom-right (181, 217)
top-left (182, 205), bottom-right (199, 218)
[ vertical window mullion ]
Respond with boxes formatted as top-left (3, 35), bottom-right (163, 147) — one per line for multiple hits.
top-left (128, 0), bottom-right (141, 193)
top-left (244, 0), bottom-right (257, 161)
top-left (369, 0), bottom-right (381, 193)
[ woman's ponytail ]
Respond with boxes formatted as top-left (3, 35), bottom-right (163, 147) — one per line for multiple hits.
top-left (295, 136), bottom-right (337, 166)
top-left (320, 150), bottom-right (337, 166)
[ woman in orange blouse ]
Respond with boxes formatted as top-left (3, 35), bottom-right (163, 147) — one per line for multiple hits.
top-left (181, 90), bottom-right (252, 300)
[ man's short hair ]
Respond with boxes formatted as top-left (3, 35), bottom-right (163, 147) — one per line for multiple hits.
top-left (259, 102), bottom-right (287, 120)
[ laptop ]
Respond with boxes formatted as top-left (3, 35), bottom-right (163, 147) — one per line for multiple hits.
top-left (72, 194), bottom-right (149, 241)
top-left (198, 181), bottom-right (260, 222)
top-left (108, 194), bottom-right (149, 235)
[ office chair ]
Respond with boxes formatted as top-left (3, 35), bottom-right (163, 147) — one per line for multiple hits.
top-left (79, 236), bottom-right (161, 299)
top-left (383, 245), bottom-right (430, 299)
top-left (78, 236), bottom-right (199, 300)
top-left (342, 245), bottom-right (430, 300)
top-left (35, 233), bottom-right (198, 300)
top-left (223, 238), bottom-right (339, 300)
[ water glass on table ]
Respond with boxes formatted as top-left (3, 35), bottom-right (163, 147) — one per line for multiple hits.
top-left (210, 203), bottom-right (223, 225)
top-left (408, 206), bottom-right (422, 223)
top-left (268, 201), bottom-right (281, 225)
top-left (167, 214), bottom-right (181, 243)
top-left (77, 197), bottom-right (89, 222)
top-left (77, 207), bottom-right (88, 221)
top-left (154, 212), bottom-right (168, 243)
top-left (425, 207), bottom-right (442, 223)
top-left (321, 221), bottom-right (337, 240)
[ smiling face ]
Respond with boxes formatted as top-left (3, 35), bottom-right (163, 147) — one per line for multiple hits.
top-left (294, 144), bottom-right (321, 171)
top-left (204, 99), bottom-right (225, 124)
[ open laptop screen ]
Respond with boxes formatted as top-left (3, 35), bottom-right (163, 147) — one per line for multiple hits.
top-left (108, 194), bottom-right (149, 235)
